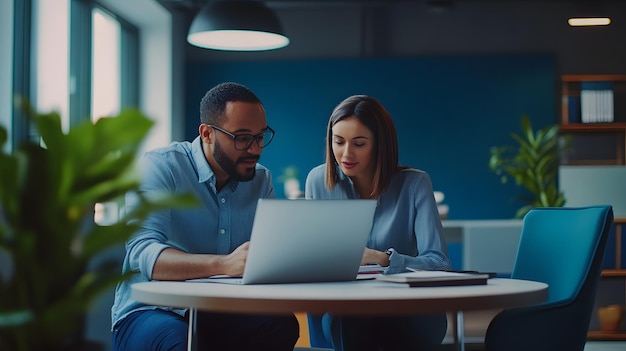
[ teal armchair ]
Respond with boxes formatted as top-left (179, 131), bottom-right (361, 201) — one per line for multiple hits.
top-left (484, 205), bottom-right (614, 351)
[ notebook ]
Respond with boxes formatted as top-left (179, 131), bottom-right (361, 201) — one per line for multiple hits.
top-left (376, 270), bottom-right (490, 287)
top-left (199, 198), bottom-right (377, 285)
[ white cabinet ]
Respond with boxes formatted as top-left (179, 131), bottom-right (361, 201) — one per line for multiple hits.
top-left (442, 220), bottom-right (523, 275)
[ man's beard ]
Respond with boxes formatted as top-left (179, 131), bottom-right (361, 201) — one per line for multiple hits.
top-left (213, 138), bottom-right (258, 182)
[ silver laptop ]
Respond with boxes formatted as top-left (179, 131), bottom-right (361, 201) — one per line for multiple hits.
top-left (205, 198), bottom-right (376, 284)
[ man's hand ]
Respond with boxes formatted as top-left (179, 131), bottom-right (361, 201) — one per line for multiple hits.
top-left (152, 242), bottom-right (250, 280)
top-left (220, 241), bottom-right (250, 276)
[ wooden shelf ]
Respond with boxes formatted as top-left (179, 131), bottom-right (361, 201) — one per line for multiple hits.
top-left (601, 269), bottom-right (626, 277)
top-left (559, 123), bottom-right (626, 133)
top-left (561, 74), bottom-right (626, 83)
top-left (599, 218), bottom-right (624, 274)
top-left (562, 74), bottom-right (626, 82)
top-left (588, 330), bottom-right (626, 340)
top-left (562, 76), bottom-right (626, 341)
top-left (563, 74), bottom-right (626, 342)
top-left (591, 220), bottom-right (626, 341)
top-left (560, 75), bottom-right (626, 165)
top-left (562, 160), bottom-right (625, 166)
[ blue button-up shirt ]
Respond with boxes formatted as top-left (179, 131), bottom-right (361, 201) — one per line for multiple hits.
top-left (305, 165), bottom-right (450, 274)
top-left (111, 136), bottom-right (274, 329)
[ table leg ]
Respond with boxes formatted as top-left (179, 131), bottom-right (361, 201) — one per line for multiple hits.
top-left (187, 308), bottom-right (197, 351)
top-left (453, 311), bottom-right (465, 351)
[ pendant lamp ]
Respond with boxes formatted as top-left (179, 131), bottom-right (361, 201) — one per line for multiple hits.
top-left (567, 1), bottom-right (611, 27)
top-left (187, 1), bottom-right (290, 51)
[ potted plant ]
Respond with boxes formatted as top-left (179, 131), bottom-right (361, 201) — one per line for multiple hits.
top-left (488, 115), bottom-right (569, 218)
top-left (278, 165), bottom-right (303, 199)
top-left (0, 100), bottom-right (196, 350)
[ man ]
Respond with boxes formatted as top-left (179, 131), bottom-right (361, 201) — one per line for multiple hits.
top-left (111, 82), bottom-right (299, 350)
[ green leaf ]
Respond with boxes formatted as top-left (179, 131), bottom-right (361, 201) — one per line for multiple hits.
top-left (0, 124), bottom-right (7, 146)
top-left (487, 115), bottom-right (570, 218)
top-left (0, 310), bottom-right (33, 328)
top-left (0, 101), bottom-right (194, 350)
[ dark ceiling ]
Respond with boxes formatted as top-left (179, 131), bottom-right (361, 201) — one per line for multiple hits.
top-left (154, 0), bottom-right (626, 72)
top-left (157, 0), bottom-right (605, 11)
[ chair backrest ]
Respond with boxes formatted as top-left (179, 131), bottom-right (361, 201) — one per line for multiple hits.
top-left (511, 205), bottom-right (613, 305)
top-left (484, 205), bottom-right (614, 351)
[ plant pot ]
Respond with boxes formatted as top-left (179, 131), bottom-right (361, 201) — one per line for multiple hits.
top-left (597, 304), bottom-right (625, 332)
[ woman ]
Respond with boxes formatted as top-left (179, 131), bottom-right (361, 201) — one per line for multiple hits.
top-left (305, 95), bottom-right (450, 351)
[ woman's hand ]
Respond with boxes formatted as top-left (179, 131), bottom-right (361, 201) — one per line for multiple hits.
top-left (361, 247), bottom-right (390, 267)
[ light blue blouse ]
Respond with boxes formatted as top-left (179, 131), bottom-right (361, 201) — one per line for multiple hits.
top-left (111, 136), bottom-right (274, 330)
top-left (305, 165), bottom-right (450, 274)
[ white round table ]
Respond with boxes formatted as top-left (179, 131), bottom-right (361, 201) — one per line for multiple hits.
top-left (132, 278), bottom-right (548, 351)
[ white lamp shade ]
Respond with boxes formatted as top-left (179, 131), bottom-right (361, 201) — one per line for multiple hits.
top-left (187, 1), bottom-right (289, 51)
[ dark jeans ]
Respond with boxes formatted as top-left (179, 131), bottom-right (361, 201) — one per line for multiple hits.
top-left (112, 309), bottom-right (299, 351)
top-left (317, 313), bottom-right (448, 351)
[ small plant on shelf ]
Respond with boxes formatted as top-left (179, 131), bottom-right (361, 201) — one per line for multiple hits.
top-left (278, 165), bottom-right (303, 199)
top-left (489, 115), bottom-right (570, 218)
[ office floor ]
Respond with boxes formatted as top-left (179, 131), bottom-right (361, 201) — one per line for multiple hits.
top-left (439, 311), bottom-right (626, 351)
top-left (432, 341), bottom-right (626, 351)
top-left (297, 311), bottom-right (626, 350)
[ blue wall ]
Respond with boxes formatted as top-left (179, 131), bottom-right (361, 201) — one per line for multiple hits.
top-left (184, 54), bottom-right (556, 219)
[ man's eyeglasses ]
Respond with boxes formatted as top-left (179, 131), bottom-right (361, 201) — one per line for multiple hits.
top-left (208, 125), bottom-right (275, 151)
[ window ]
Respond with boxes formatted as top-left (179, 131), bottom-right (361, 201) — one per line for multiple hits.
top-left (91, 8), bottom-right (121, 122)
top-left (1, 1), bottom-right (14, 152)
top-left (28, 0), bottom-right (138, 130)
top-left (28, 0), bottom-right (139, 224)
top-left (33, 0), bottom-right (70, 132)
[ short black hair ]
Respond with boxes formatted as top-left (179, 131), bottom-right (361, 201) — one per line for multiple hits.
top-left (199, 82), bottom-right (262, 125)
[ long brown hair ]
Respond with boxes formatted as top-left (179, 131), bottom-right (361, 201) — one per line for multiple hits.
top-left (324, 95), bottom-right (403, 198)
